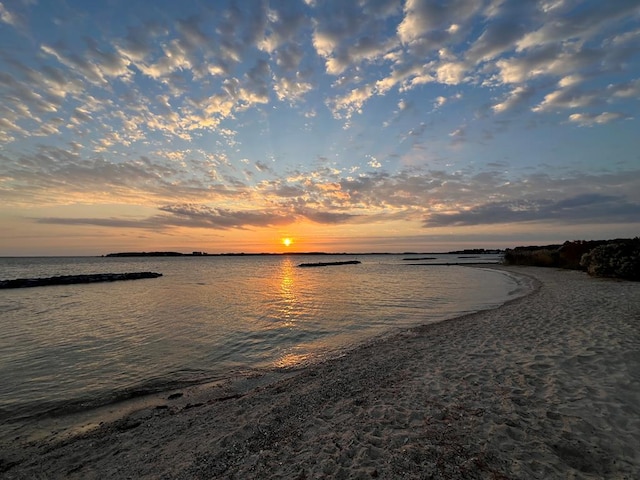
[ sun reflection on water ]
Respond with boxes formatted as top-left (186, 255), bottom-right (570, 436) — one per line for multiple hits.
top-left (277, 257), bottom-right (299, 326)
top-left (273, 351), bottom-right (311, 369)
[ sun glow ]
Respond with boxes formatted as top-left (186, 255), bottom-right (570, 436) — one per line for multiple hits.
top-left (282, 237), bottom-right (292, 247)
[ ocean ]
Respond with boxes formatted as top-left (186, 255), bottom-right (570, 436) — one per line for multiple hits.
top-left (0, 254), bottom-right (527, 443)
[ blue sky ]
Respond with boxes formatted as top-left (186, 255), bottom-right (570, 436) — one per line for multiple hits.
top-left (0, 0), bottom-right (639, 255)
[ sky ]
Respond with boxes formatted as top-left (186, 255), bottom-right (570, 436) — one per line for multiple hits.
top-left (0, 0), bottom-right (639, 255)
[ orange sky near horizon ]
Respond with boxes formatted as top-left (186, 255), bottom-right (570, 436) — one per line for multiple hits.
top-left (4, 209), bottom-right (637, 256)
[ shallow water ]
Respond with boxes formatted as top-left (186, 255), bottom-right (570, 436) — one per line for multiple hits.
top-left (0, 254), bottom-right (522, 440)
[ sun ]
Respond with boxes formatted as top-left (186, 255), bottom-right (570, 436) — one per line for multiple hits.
top-left (282, 237), bottom-right (292, 247)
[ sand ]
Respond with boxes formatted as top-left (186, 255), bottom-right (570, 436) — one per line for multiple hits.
top-left (2, 266), bottom-right (639, 479)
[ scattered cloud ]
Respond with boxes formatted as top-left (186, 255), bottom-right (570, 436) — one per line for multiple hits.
top-left (1, 0), bottom-right (639, 252)
top-left (426, 193), bottom-right (640, 227)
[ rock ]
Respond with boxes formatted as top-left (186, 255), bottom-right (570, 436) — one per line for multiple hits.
top-left (298, 261), bottom-right (361, 267)
top-left (0, 272), bottom-right (163, 289)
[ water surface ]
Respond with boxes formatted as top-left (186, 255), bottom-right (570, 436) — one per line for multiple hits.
top-left (0, 254), bottom-right (524, 441)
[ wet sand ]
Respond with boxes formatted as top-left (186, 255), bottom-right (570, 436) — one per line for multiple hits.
top-left (3, 266), bottom-right (639, 479)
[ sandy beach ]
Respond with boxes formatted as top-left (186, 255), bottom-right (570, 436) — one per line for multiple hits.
top-left (2, 266), bottom-right (639, 479)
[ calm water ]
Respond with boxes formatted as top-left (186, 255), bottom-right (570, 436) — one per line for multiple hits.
top-left (0, 254), bottom-right (526, 441)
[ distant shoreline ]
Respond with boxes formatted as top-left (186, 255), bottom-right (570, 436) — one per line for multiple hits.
top-left (103, 249), bottom-right (503, 258)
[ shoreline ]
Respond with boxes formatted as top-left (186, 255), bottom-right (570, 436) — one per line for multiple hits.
top-left (0, 263), bottom-right (525, 446)
top-left (3, 266), bottom-right (639, 478)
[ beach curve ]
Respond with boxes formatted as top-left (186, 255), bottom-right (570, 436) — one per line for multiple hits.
top-left (2, 266), bottom-right (639, 479)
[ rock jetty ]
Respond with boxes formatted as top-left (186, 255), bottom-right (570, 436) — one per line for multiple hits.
top-left (0, 272), bottom-right (163, 289)
top-left (298, 260), bottom-right (361, 267)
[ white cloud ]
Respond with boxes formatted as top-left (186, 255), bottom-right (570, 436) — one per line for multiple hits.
top-left (312, 27), bottom-right (339, 58)
top-left (532, 88), bottom-right (599, 113)
top-left (258, 6), bottom-right (307, 57)
top-left (466, 15), bottom-right (529, 63)
top-left (435, 61), bottom-right (467, 85)
top-left (367, 156), bottom-right (382, 169)
top-left (448, 126), bottom-right (466, 146)
top-left (311, 3), bottom-right (399, 77)
top-left (608, 78), bottom-right (640, 98)
top-left (492, 86), bottom-right (535, 113)
top-left (607, 28), bottom-right (640, 46)
top-left (273, 75), bottom-right (313, 103)
top-left (0, 2), bottom-right (17, 26)
top-left (1, 0), bottom-right (639, 229)
top-left (558, 74), bottom-right (583, 88)
top-left (398, 0), bottom-right (482, 44)
top-left (377, 62), bottom-right (427, 93)
top-left (494, 46), bottom-right (595, 84)
top-left (518, 1), bottom-right (640, 51)
top-left (327, 84), bottom-right (375, 119)
top-left (84, 38), bottom-right (132, 79)
top-left (568, 112), bottom-right (630, 126)
top-left (397, 0), bottom-right (440, 43)
top-left (134, 39), bottom-right (193, 80)
top-left (273, 78), bottom-right (313, 103)
top-left (40, 44), bottom-right (108, 85)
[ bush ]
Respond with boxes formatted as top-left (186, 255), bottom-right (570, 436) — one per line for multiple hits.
top-left (503, 246), bottom-right (560, 267)
top-left (580, 238), bottom-right (640, 281)
top-left (557, 240), bottom-right (609, 269)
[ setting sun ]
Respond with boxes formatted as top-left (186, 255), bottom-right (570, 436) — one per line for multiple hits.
top-left (282, 237), bottom-right (292, 247)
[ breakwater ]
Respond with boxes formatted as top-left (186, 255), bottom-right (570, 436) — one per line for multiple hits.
top-left (0, 272), bottom-right (162, 289)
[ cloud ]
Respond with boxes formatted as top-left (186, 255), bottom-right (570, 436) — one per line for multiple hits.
top-left (311, 0), bottom-right (400, 76)
top-left (516, 0), bottom-right (640, 52)
top-left (40, 43), bottom-right (113, 86)
top-left (115, 23), bottom-right (165, 63)
top-left (425, 193), bottom-right (640, 227)
top-left (0, 145), bottom-right (221, 206)
top-left (254, 160), bottom-right (273, 173)
top-left (0, 2), bottom-right (22, 28)
top-left (296, 208), bottom-right (359, 224)
top-left (398, 0), bottom-right (480, 44)
top-left (495, 45), bottom-right (604, 85)
top-left (273, 74), bottom-right (313, 103)
top-left (2, 0), bottom-right (637, 151)
top-left (0, 69), bottom-right (64, 120)
top-left (258, 5), bottom-right (308, 56)
top-left (327, 84), bottom-right (375, 119)
top-left (466, 6), bottom-right (534, 64)
top-left (34, 216), bottom-right (166, 230)
top-left (84, 38), bottom-right (132, 79)
top-left (367, 156), bottom-right (382, 168)
top-left (9, 141), bottom-right (640, 233)
top-left (34, 202), bottom-right (360, 231)
top-left (36, 203), bottom-right (296, 231)
top-left (492, 85), bottom-right (536, 113)
top-left (608, 78), bottom-right (640, 98)
top-left (435, 60), bottom-right (467, 85)
top-left (448, 126), bottom-right (466, 146)
top-left (156, 204), bottom-right (293, 229)
top-left (532, 86), bottom-right (600, 113)
top-left (1, 0), bottom-right (639, 253)
top-left (568, 112), bottom-right (631, 126)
